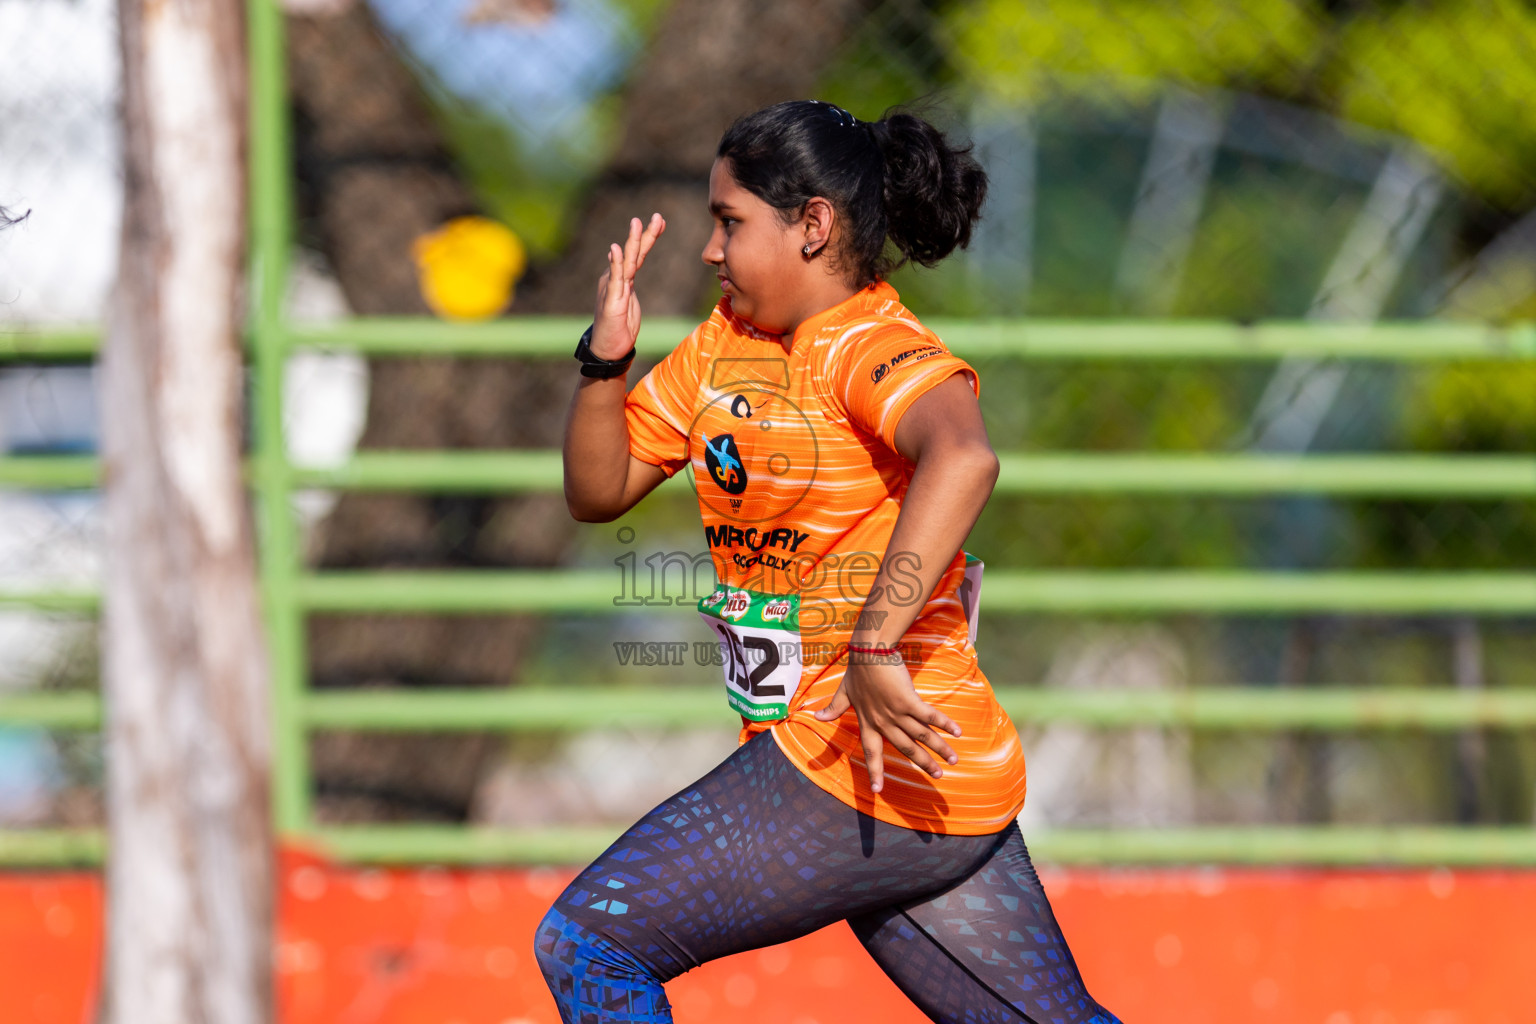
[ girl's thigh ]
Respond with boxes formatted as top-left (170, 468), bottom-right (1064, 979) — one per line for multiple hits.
top-left (545, 731), bottom-right (1000, 982)
top-left (850, 823), bottom-right (1120, 1024)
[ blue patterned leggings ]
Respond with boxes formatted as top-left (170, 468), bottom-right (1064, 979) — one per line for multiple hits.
top-left (534, 731), bottom-right (1119, 1024)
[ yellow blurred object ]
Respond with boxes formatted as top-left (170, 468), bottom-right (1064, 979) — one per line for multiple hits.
top-left (411, 216), bottom-right (528, 321)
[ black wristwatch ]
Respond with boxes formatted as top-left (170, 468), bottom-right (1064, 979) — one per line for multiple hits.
top-left (573, 324), bottom-right (636, 379)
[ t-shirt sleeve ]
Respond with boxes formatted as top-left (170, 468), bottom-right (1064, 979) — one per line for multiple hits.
top-left (833, 323), bottom-right (979, 452)
top-left (624, 321), bottom-right (707, 477)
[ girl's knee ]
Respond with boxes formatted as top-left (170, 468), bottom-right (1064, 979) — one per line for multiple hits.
top-left (534, 906), bottom-right (584, 990)
top-left (533, 906), bottom-right (673, 1022)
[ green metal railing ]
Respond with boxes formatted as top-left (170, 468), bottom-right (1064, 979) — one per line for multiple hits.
top-left (1, 0), bottom-right (1534, 867)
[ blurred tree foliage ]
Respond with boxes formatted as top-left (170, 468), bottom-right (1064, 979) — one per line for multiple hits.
top-left (1332, 0), bottom-right (1536, 210)
top-left (949, 0), bottom-right (1322, 106)
top-left (949, 0), bottom-right (1536, 212)
top-left (1173, 171), bottom-right (1368, 320)
top-left (1353, 357), bottom-right (1536, 571)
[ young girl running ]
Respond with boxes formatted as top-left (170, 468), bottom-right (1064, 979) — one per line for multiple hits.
top-left (543, 100), bottom-right (1118, 1024)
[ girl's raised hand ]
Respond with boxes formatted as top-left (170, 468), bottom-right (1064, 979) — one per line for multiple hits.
top-left (591, 213), bottom-right (666, 361)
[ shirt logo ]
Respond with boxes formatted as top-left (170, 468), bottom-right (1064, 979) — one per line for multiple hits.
top-left (702, 431), bottom-right (748, 494)
top-left (686, 384), bottom-right (819, 526)
top-left (870, 345), bottom-right (939, 384)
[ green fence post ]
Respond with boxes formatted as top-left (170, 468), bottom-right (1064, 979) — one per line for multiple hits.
top-left (249, 0), bottom-right (310, 838)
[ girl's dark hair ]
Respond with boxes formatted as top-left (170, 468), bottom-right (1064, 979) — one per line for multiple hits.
top-left (0, 206), bottom-right (28, 230)
top-left (717, 100), bottom-right (987, 286)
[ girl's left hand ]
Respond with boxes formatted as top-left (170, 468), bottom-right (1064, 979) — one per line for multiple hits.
top-left (591, 213), bottom-right (666, 360)
top-left (813, 655), bottom-right (962, 794)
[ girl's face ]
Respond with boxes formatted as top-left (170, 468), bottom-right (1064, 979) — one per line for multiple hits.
top-left (701, 158), bottom-right (805, 333)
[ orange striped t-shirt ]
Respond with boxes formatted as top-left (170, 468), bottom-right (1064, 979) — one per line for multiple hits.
top-left (624, 280), bottom-right (1026, 835)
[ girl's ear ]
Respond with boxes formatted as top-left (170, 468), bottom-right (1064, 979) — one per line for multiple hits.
top-left (801, 196), bottom-right (835, 256)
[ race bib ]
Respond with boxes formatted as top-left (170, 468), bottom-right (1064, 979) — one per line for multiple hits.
top-left (698, 587), bottom-right (802, 722)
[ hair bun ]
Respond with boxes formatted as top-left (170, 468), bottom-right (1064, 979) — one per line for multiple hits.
top-left (871, 113), bottom-right (987, 269)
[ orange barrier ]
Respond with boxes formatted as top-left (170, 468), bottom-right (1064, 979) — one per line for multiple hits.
top-left (4, 852), bottom-right (1529, 1023)
top-left (1, 873), bottom-right (100, 1024)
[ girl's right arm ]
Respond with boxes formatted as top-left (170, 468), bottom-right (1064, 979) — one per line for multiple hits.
top-left (562, 214), bottom-right (668, 522)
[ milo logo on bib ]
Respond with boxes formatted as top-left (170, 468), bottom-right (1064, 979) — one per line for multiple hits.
top-left (698, 588), bottom-right (802, 722)
top-left (721, 590), bottom-right (751, 620)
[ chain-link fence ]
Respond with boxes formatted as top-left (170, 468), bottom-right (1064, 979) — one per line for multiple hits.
top-left (3, 0), bottom-right (1535, 837)
top-left (1, 0), bottom-right (116, 831)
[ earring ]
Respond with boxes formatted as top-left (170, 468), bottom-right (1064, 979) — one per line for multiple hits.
top-left (803, 244), bottom-right (814, 257)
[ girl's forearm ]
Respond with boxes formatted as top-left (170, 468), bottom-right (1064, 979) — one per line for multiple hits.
top-left (563, 214), bottom-right (666, 523)
top-left (851, 441), bottom-right (999, 646)
top-left (562, 374), bottom-right (633, 522)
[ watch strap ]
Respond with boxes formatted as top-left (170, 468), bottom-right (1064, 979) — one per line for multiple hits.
top-left (574, 324), bottom-right (636, 379)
